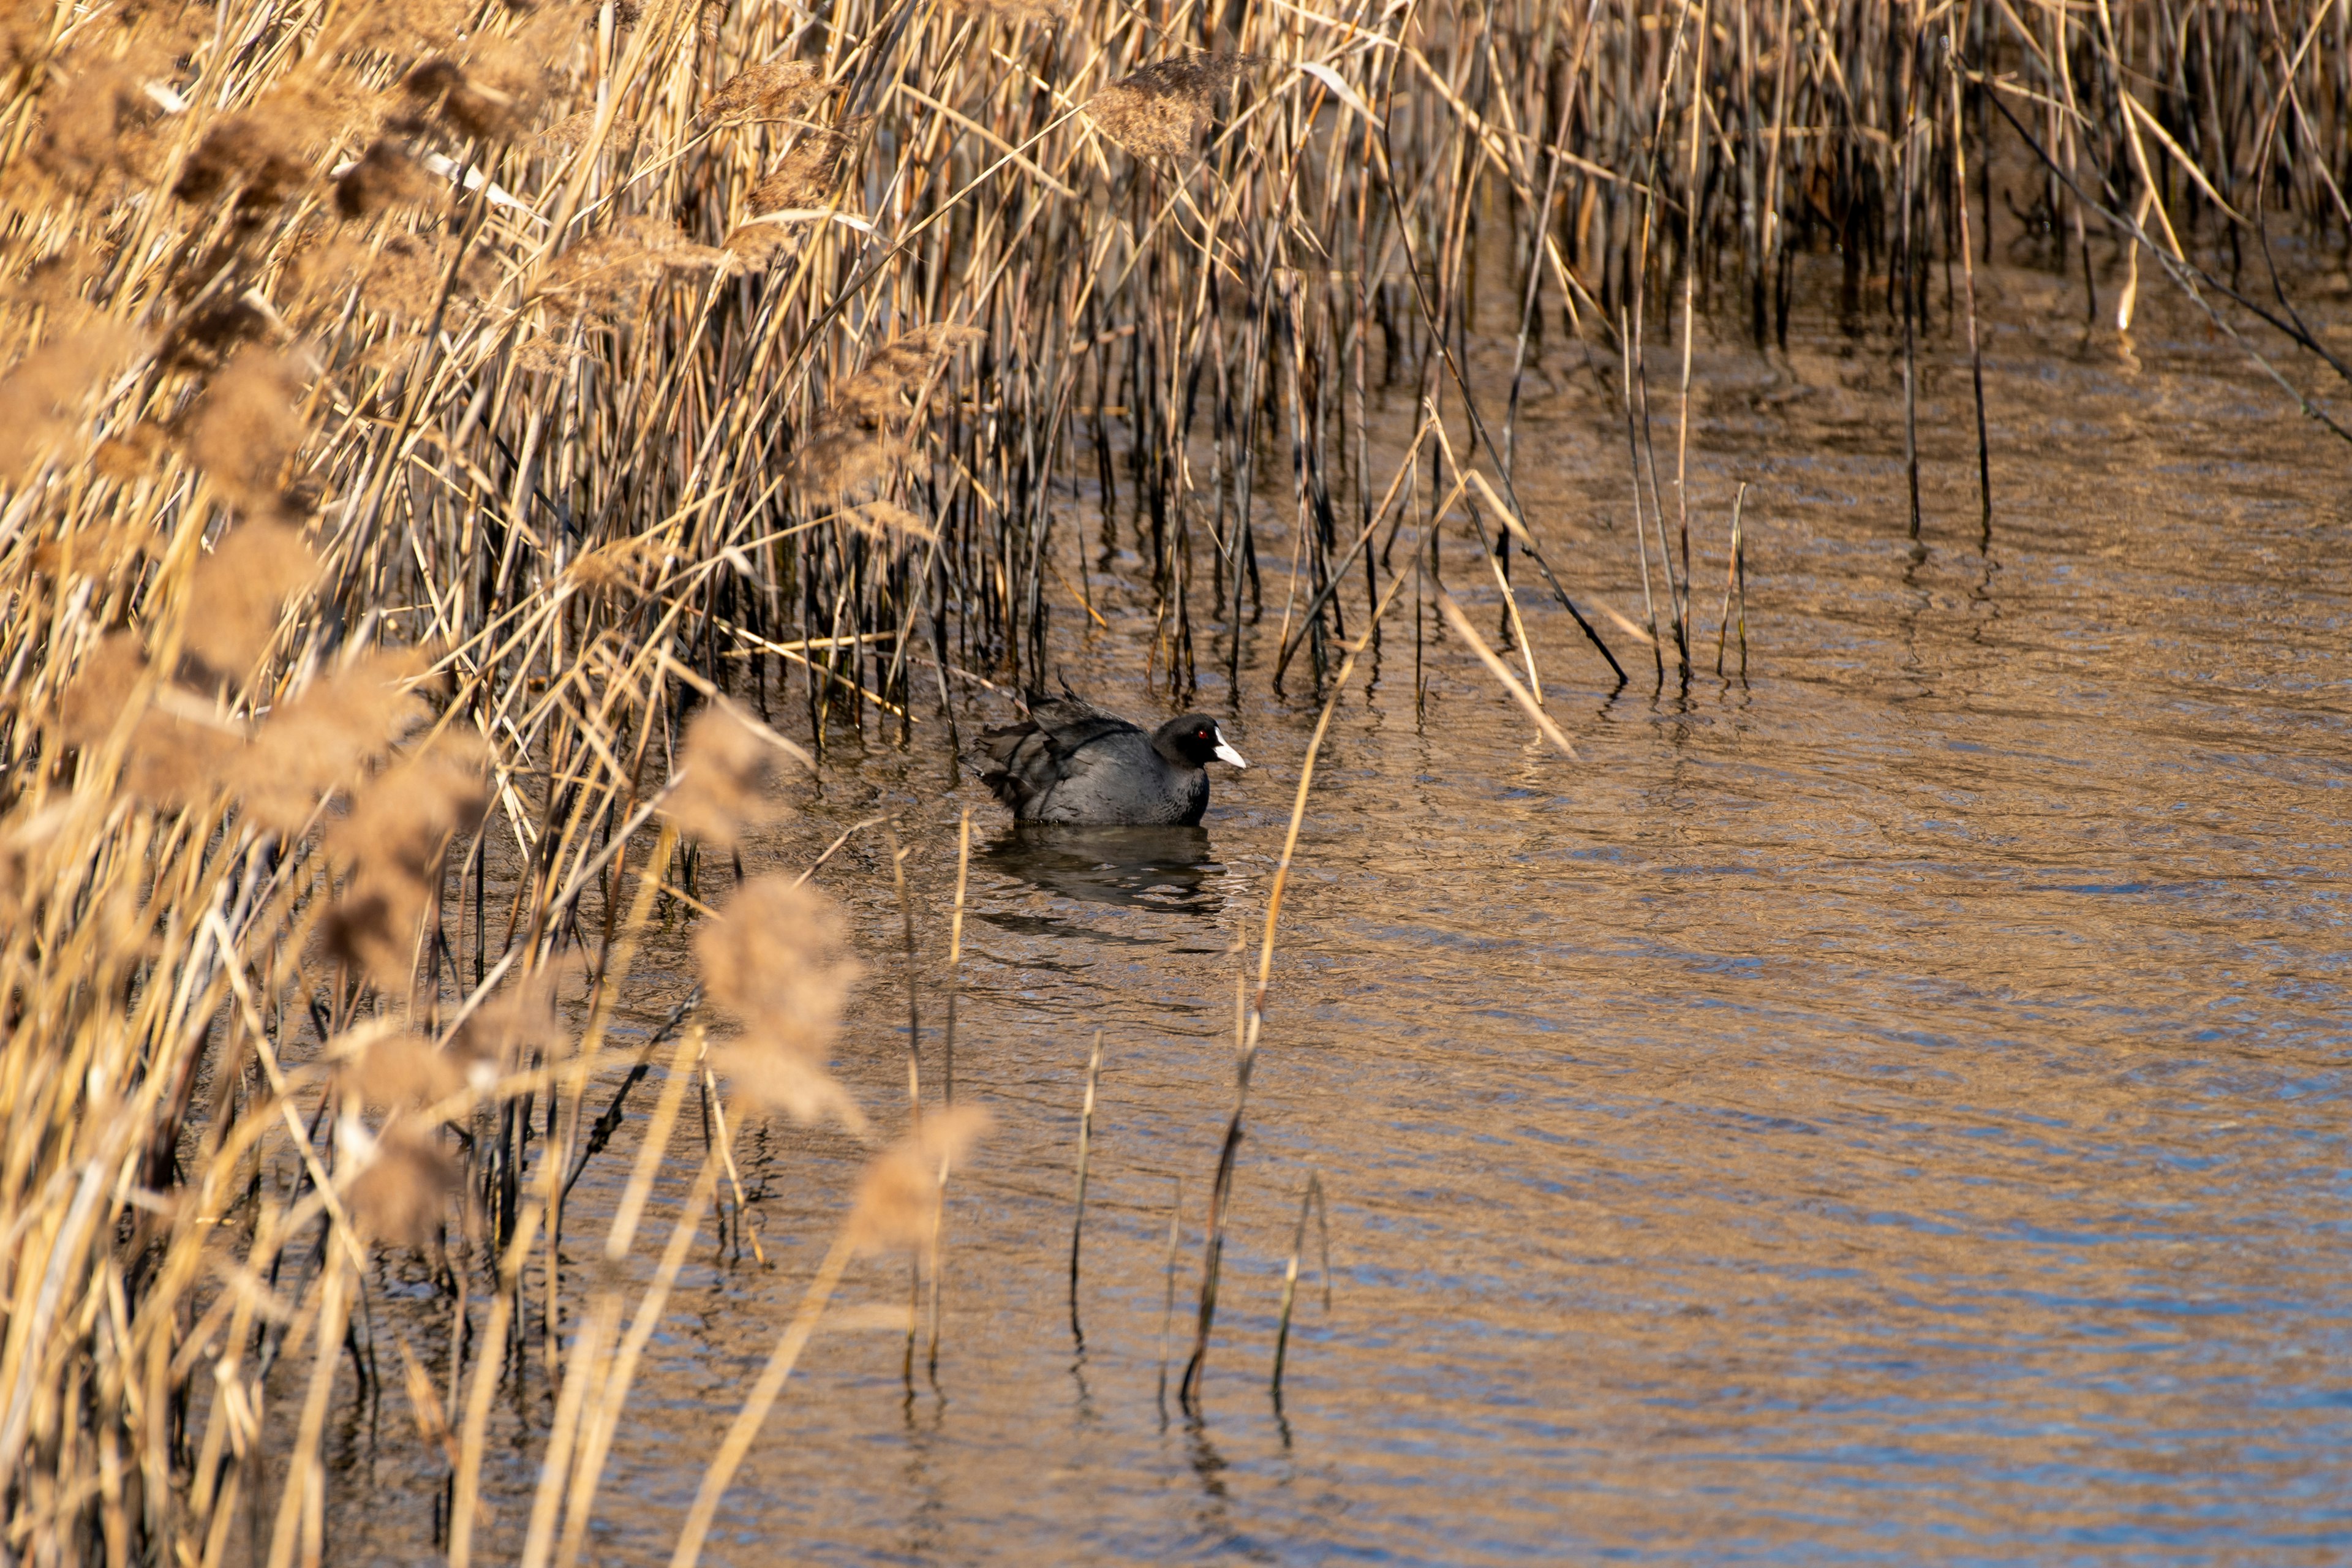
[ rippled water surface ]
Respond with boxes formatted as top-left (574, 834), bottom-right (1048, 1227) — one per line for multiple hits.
top-left (345, 276), bottom-right (2352, 1564)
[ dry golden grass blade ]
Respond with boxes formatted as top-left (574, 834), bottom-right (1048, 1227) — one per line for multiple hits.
top-left (1433, 587), bottom-right (1579, 761)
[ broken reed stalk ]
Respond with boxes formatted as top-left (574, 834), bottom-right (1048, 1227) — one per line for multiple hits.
top-left (1156, 1177), bottom-right (1183, 1415)
top-left (888, 820), bottom-right (922, 1121)
top-left (1268, 1173), bottom-right (1330, 1406)
top-left (1434, 589), bottom-right (1581, 761)
top-left (925, 809), bottom-right (971, 1373)
top-left (1716, 483), bottom-right (1751, 680)
top-left (944, 807), bottom-right (971, 1106)
top-left (1068, 1028), bottom-right (1105, 1340)
top-left (1181, 552), bottom-right (1417, 1410)
top-left (1899, 107), bottom-right (1923, 543)
top-left (1949, 39), bottom-right (1992, 533)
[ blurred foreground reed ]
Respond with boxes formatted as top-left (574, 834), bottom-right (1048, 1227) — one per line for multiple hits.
top-left (2, 0), bottom-right (2346, 1559)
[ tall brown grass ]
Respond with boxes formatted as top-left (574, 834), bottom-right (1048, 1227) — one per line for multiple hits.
top-left (1, 0), bottom-right (2346, 1559)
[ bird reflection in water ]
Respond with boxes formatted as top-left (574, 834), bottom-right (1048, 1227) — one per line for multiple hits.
top-left (981, 824), bottom-right (1223, 915)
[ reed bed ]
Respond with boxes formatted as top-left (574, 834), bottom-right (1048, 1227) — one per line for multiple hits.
top-left (1, 0), bottom-right (2345, 1560)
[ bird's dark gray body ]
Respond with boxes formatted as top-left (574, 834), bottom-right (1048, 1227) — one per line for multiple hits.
top-left (978, 696), bottom-right (1243, 826)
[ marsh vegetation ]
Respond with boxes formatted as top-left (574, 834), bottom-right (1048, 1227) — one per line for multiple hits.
top-left (1, 0), bottom-right (2347, 1561)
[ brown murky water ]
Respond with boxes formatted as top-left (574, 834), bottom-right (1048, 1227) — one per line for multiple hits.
top-left (340, 268), bottom-right (2352, 1564)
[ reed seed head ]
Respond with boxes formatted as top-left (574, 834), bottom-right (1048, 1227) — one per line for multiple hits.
top-left (536, 109), bottom-right (643, 156)
top-left (336, 0), bottom-right (469, 58)
top-left (58, 631), bottom-right (149, 752)
top-left (173, 113), bottom-right (312, 209)
top-left (546, 217), bottom-right (740, 323)
top-left (563, 531), bottom-right (667, 593)
top-left (186, 350), bottom-right (310, 519)
top-left (345, 1032), bottom-right (467, 1110)
top-left (848, 1105), bottom-right (991, 1254)
top-left (1084, 54), bottom-right (1250, 160)
top-left (183, 520), bottom-right (320, 681)
top-left (0, 318), bottom-right (138, 483)
top-left (448, 976), bottom-right (563, 1076)
top-left (791, 324), bottom-right (982, 496)
top-left (702, 59), bottom-right (823, 123)
top-left (230, 647), bottom-right (435, 833)
top-left (663, 696), bottom-right (791, 848)
top-left (943, 0), bottom-right (1066, 21)
top-left (59, 638), bottom-right (247, 809)
top-left (846, 500), bottom-right (936, 543)
top-left (693, 875), bottom-right (861, 1060)
top-left (710, 1041), bottom-right (869, 1134)
top-left (342, 1120), bottom-right (458, 1246)
top-left (21, 55), bottom-right (165, 192)
top-left (323, 729), bottom-right (489, 987)
top-left (334, 140), bottom-right (436, 217)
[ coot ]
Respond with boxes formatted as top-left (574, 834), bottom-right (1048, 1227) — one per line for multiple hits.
top-left (978, 695), bottom-right (1246, 825)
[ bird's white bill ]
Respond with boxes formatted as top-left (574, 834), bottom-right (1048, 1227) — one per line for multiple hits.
top-left (1213, 729), bottom-right (1248, 769)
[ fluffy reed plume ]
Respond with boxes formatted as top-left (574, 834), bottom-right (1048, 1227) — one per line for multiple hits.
top-left (323, 731), bottom-right (490, 988)
top-left (0, 317), bottom-right (138, 483)
top-left (696, 875), bottom-right (862, 1055)
top-left (181, 519), bottom-right (320, 680)
top-left (345, 1030), bottom-right (472, 1109)
top-left (30, 515), bottom-right (150, 580)
top-left (746, 119), bottom-right (862, 214)
top-left (448, 973), bottom-right (562, 1069)
top-left (562, 530), bottom-right (667, 592)
top-left (18, 53), bottom-right (168, 192)
top-left (699, 875), bottom-right (865, 1129)
top-left (791, 323), bottom-right (982, 494)
top-left (185, 350), bottom-right (310, 518)
top-left (663, 696), bottom-right (791, 848)
top-left (55, 631), bottom-right (149, 752)
top-left (845, 500), bottom-right (937, 543)
top-left (537, 108), bottom-right (643, 154)
top-left (701, 58), bottom-right (824, 123)
top-left (341, 230), bottom-right (499, 323)
top-left (56, 632), bottom-right (246, 807)
top-left (848, 1106), bottom-right (991, 1253)
top-left (710, 1041), bottom-right (871, 1133)
top-left (89, 425), bottom-right (164, 487)
top-left (335, 0), bottom-right (470, 57)
top-left (173, 113), bottom-right (314, 209)
top-left (1084, 55), bottom-right (1250, 160)
top-left (346, 976), bottom-right (550, 1109)
top-left (829, 324), bottom-right (987, 421)
top-left (787, 428), bottom-right (903, 494)
top-left (401, 9), bottom-right (581, 143)
top-left (334, 139), bottom-right (437, 217)
top-left (545, 216), bottom-right (739, 322)
top-left (228, 646), bottom-right (434, 832)
top-left (341, 1120), bottom-right (460, 1246)
top-left (942, 0), bottom-right (1066, 22)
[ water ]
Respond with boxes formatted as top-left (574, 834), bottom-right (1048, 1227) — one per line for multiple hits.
top-left (339, 273), bottom-right (2352, 1564)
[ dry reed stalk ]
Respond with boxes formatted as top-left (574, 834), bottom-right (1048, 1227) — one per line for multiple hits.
top-left (448, 1208), bottom-right (544, 1568)
top-left (1182, 549), bottom-right (1417, 1409)
top-left (1155, 1176), bottom-right (1183, 1413)
top-left (1714, 482), bottom-right (1751, 680)
top-left (1068, 1028), bottom-right (1104, 1338)
top-left (1268, 1172), bottom-right (1329, 1404)
top-left (668, 1108), bottom-right (988, 1568)
top-left (1434, 587), bottom-right (1580, 761)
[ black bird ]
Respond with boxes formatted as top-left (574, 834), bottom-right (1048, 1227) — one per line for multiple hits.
top-left (978, 692), bottom-right (1246, 825)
